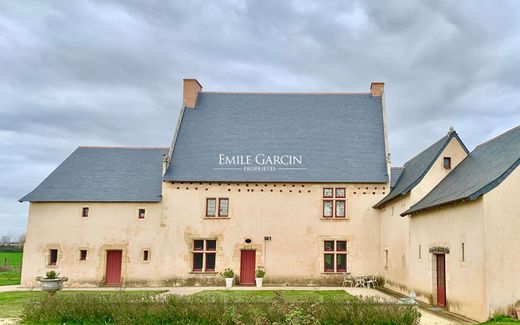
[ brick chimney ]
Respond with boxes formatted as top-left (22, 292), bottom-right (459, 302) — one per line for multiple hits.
top-left (183, 79), bottom-right (203, 108)
top-left (370, 82), bottom-right (384, 97)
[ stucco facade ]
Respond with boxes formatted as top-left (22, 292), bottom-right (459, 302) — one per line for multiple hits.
top-left (22, 182), bottom-right (388, 287)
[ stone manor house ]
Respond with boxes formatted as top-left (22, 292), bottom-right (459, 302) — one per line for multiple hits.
top-left (20, 79), bottom-right (520, 321)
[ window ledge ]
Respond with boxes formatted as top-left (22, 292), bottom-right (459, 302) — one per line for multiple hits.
top-left (189, 271), bottom-right (218, 275)
top-left (320, 272), bottom-right (347, 275)
top-left (320, 217), bottom-right (349, 221)
top-left (203, 217), bottom-right (231, 220)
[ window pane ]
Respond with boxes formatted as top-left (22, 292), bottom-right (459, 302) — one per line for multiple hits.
top-left (323, 188), bottom-right (333, 198)
top-left (206, 240), bottom-right (216, 251)
top-left (324, 241), bottom-right (334, 251)
top-left (143, 250), bottom-right (149, 261)
top-left (206, 199), bottom-right (216, 216)
top-left (205, 253), bottom-right (216, 271)
top-left (194, 240), bottom-right (204, 251)
top-left (443, 157), bottom-right (451, 169)
top-left (80, 250), bottom-right (87, 261)
top-left (219, 198), bottom-right (229, 216)
top-left (335, 188), bottom-right (345, 198)
top-left (324, 254), bottom-right (334, 272)
top-left (336, 241), bottom-right (347, 251)
top-left (323, 200), bottom-right (333, 217)
top-left (193, 253), bottom-right (203, 271)
top-left (335, 200), bottom-right (345, 217)
top-left (138, 209), bottom-right (145, 219)
top-left (337, 254), bottom-right (347, 272)
top-left (82, 207), bottom-right (89, 217)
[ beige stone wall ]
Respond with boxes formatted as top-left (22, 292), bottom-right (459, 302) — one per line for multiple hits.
top-left (21, 182), bottom-right (387, 286)
top-left (407, 200), bottom-right (488, 321)
top-left (162, 182), bottom-right (386, 284)
top-left (482, 165), bottom-right (520, 316)
top-left (21, 202), bottom-right (168, 287)
top-left (379, 137), bottom-right (468, 294)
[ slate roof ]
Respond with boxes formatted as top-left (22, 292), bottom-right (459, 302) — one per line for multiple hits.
top-left (390, 167), bottom-right (405, 189)
top-left (373, 131), bottom-right (468, 208)
top-left (164, 92), bottom-right (388, 183)
top-left (402, 125), bottom-right (520, 215)
top-left (20, 147), bottom-right (167, 202)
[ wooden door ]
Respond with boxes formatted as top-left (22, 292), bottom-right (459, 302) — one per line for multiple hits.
top-left (240, 250), bottom-right (256, 285)
top-left (105, 250), bottom-right (122, 285)
top-left (436, 254), bottom-right (446, 307)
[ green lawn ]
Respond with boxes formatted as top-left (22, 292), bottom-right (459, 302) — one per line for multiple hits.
top-left (194, 289), bottom-right (352, 298)
top-left (480, 315), bottom-right (520, 324)
top-left (0, 290), bottom-right (166, 318)
top-left (0, 251), bottom-right (22, 286)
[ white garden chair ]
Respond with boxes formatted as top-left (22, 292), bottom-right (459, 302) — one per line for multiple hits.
top-left (341, 273), bottom-right (354, 287)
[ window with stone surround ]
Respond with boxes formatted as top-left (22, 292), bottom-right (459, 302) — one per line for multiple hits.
top-left (49, 249), bottom-right (58, 266)
top-left (323, 240), bottom-right (347, 272)
top-left (192, 239), bottom-right (217, 272)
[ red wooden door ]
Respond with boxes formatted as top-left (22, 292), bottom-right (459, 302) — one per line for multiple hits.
top-left (105, 250), bottom-right (122, 285)
top-left (240, 250), bottom-right (256, 285)
top-left (436, 254), bottom-right (446, 307)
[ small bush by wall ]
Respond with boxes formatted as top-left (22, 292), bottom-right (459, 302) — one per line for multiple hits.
top-left (23, 292), bottom-right (421, 325)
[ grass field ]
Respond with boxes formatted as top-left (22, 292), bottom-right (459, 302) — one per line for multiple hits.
top-left (479, 315), bottom-right (520, 324)
top-left (194, 289), bottom-right (352, 298)
top-left (0, 290), bottom-right (166, 318)
top-left (0, 251), bottom-right (22, 286)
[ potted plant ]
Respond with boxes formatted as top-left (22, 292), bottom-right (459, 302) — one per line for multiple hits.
top-left (255, 267), bottom-right (265, 288)
top-left (515, 300), bottom-right (520, 319)
top-left (36, 271), bottom-right (68, 296)
top-left (221, 268), bottom-right (234, 289)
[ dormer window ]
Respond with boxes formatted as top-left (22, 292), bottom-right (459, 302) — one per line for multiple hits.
top-left (443, 157), bottom-right (452, 169)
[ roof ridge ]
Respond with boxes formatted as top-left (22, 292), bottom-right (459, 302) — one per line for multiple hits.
top-left (201, 91), bottom-right (372, 95)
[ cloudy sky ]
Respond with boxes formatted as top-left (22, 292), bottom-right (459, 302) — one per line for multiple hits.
top-left (1, 1), bottom-right (520, 235)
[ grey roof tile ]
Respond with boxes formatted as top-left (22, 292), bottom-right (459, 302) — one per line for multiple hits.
top-left (164, 92), bottom-right (388, 183)
top-left (20, 147), bottom-right (167, 202)
top-left (390, 167), bottom-right (405, 189)
top-left (374, 131), bottom-right (468, 208)
top-left (402, 125), bottom-right (520, 215)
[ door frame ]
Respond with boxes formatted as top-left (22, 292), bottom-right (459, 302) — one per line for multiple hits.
top-left (105, 249), bottom-right (123, 286)
top-left (239, 249), bottom-right (256, 285)
top-left (435, 253), bottom-right (447, 307)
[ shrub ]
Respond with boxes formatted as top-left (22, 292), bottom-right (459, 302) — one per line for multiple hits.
top-left (256, 267), bottom-right (266, 278)
top-left (220, 268), bottom-right (234, 278)
top-left (45, 270), bottom-right (59, 279)
top-left (23, 292), bottom-right (421, 325)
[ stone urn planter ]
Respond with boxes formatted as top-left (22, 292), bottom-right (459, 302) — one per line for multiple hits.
top-left (255, 267), bottom-right (265, 288)
top-left (221, 268), bottom-right (234, 289)
top-left (36, 271), bottom-right (68, 297)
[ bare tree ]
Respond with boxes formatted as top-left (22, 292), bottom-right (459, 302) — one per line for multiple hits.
top-left (0, 235), bottom-right (10, 244)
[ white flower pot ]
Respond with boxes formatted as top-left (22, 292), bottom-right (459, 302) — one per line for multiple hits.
top-left (37, 277), bottom-right (68, 294)
top-left (225, 277), bottom-right (233, 289)
top-left (255, 278), bottom-right (263, 288)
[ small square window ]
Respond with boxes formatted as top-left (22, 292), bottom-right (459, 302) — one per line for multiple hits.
top-left (79, 250), bottom-right (87, 261)
top-left (443, 157), bottom-right (452, 169)
top-left (324, 241), bottom-right (334, 251)
top-left (336, 241), bottom-right (347, 251)
top-left (49, 249), bottom-right (58, 265)
top-left (143, 250), bottom-right (149, 261)
top-left (323, 188), bottom-right (333, 198)
top-left (206, 240), bottom-right (216, 251)
top-left (82, 207), bottom-right (89, 217)
top-left (335, 188), bottom-right (345, 198)
top-left (206, 198), bottom-right (216, 217)
top-left (138, 209), bottom-right (146, 219)
top-left (194, 240), bottom-right (204, 251)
